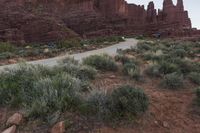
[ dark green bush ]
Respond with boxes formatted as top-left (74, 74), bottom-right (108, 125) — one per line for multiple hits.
top-left (83, 54), bottom-right (118, 71)
top-left (161, 73), bottom-right (184, 90)
top-left (110, 85), bottom-right (149, 117)
top-left (189, 72), bottom-right (200, 85)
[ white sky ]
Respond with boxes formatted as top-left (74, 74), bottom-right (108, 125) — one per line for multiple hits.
top-left (126, 0), bottom-right (200, 29)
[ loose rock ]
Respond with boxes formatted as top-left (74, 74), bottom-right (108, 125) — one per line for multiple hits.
top-left (6, 113), bottom-right (23, 126)
top-left (2, 125), bottom-right (16, 133)
top-left (51, 121), bottom-right (65, 133)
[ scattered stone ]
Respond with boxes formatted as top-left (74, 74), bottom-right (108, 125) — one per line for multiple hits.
top-left (162, 121), bottom-right (169, 128)
top-left (6, 113), bottom-right (23, 126)
top-left (8, 59), bottom-right (17, 64)
top-left (2, 125), bottom-right (16, 133)
top-left (44, 48), bottom-right (50, 53)
top-left (51, 121), bottom-right (65, 133)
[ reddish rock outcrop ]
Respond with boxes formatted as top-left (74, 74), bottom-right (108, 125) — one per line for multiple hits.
top-left (0, 0), bottom-right (198, 44)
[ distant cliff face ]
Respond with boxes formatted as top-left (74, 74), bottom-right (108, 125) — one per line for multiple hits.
top-left (0, 0), bottom-right (196, 44)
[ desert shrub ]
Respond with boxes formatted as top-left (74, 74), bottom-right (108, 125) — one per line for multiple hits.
top-left (0, 52), bottom-right (15, 59)
top-left (123, 62), bottom-right (141, 80)
top-left (145, 65), bottom-right (160, 77)
top-left (81, 36), bottom-right (124, 45)
top-left (26, 73), bottom-right (82, 118)
top-left (57, 57), bottom-right (97, 80)
top-left (158, 61), bottom-right (179, 75)
top-left (175, 59), bottom-right (194, 75)
top-left (137, 42), bottom-right (152, 52)
top-left (0, 63), bottom-right (90, 118)
top-left (57, 38), bottom-right (81, 49)
top-left (82, 85), bottom-right (149, 120)
top-left (82, 89), bottom-right (112, 120)
top-left (110, 85), bottom-right (149, 117)
top-left (76, 65), bottom-right (97, 80)
top-left (0, 64), bottom-right (54, 106)
top-left (83, 54), bottom-right (117, 71)
top-left (115, 54), bottom-right (130, 64)
top-left (161, 73), bottom-right (184, 90)
top-left (170, 48), bottom-right (187, 58)
top-left (58, 57), bottom-right (79, 65)
top-left (189, 72), bottom-right (200, 85)
top-left (0, 42), bottom-right (16, 53)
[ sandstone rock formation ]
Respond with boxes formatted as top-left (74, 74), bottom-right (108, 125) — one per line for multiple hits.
top-left (0, 0), bottom-right (198, 44)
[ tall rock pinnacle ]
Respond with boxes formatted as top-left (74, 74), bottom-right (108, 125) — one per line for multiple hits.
top-left (177, 0), bottom-right (184, 11)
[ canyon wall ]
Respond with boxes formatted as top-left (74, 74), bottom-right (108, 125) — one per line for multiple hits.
top-left (0, 0), bottom-right (198, 44)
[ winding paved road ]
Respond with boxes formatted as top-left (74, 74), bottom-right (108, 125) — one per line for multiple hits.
top-left (0, 38), bottom-right (138, 71)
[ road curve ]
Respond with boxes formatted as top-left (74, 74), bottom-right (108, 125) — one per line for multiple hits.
top-left (0, 38), bottom-right (138, 71)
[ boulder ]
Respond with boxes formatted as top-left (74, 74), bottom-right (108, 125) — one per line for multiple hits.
top-left (6, 113), bottom-right (23, 126)
top-left (2, 125), bottom-right (16, 133)
top-left (51, 121), bottom-right (65, 133)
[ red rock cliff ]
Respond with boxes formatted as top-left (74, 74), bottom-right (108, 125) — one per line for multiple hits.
top-left (0, 0), bottom-right (195, 43)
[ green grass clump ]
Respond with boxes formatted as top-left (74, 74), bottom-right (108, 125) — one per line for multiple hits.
top-left (189, 72), bottom-right (200, 85)
top-left (83, 54), bottom-right (117, 71)
top-left (0, 42), bottom-right (16, 53)
top-left (123, 62), bottom-right (141, 80)
top-left (161, 73), bottom-right (184, 90)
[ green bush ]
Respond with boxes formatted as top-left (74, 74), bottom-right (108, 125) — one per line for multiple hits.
top-left (123, 62), bottom-right (141, 80)
top-left (110, 85), bottom-right (149, 117)
top-left (161, 73), bottom-right (184, 89)
top-left (0, 42), bottom-right (16, 53)
top-left (83, 54), bottom-right (118, 71)
top-left (189, 72), bottom-right (200, 85)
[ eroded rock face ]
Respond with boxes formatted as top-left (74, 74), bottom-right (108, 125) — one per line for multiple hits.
top-left (0, 0), bottom-right (198, 44)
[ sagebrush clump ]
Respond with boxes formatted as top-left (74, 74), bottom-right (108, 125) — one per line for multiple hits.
top-left (161, 73), bottom-right (184, 89)
top-left (83, 54), bottom-right (118, 71)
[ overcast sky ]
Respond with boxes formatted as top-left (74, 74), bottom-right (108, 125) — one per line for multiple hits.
top-left (126, 0), bottom-right (200, 29)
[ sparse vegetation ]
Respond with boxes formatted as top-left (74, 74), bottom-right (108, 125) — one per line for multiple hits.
top-left (0, 36), bottom-right (125, 63)
top-left (83, 54), bottom-right (118, 71)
